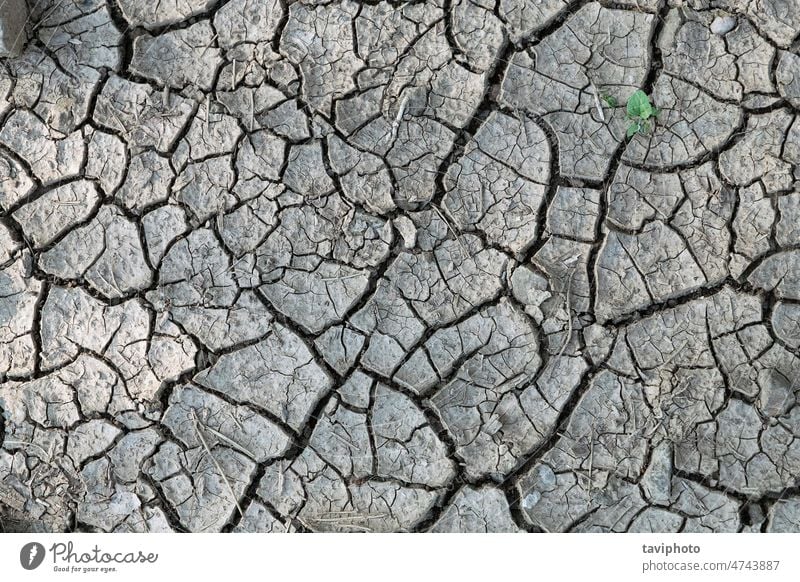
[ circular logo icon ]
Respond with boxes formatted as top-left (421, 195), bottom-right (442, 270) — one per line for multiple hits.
top-left (20, 542), bottom-right (45, 570)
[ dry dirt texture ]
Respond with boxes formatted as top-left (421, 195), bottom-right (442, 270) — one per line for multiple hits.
top-left (1, 0), bottom-right (800, 533)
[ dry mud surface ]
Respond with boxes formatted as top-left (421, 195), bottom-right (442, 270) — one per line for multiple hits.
top-left (1, 0), bottom-right (800, 533)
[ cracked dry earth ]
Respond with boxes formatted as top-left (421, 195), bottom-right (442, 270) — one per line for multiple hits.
top-left (1, 0), bottom-right (800, 535)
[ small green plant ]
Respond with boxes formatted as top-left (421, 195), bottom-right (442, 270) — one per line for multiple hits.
top-left (600, 93), bottom-right (617, 108)
top-left (625, 89), bottom-right (659, 138)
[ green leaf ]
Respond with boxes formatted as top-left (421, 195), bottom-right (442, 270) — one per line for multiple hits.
top-left (601, 94), bottom-right (617, 108)
top-left (626, 122), bottom-right (640, 138)
top-left (626, 90), bottom-right (651, 118)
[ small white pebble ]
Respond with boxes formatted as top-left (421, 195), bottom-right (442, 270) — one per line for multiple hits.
top-left (710, 15), bottom-right (737, 36)
top-left (393, 215), bottom-right (417, 249)
top-left (522, 491), bottom-right (542, 509)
